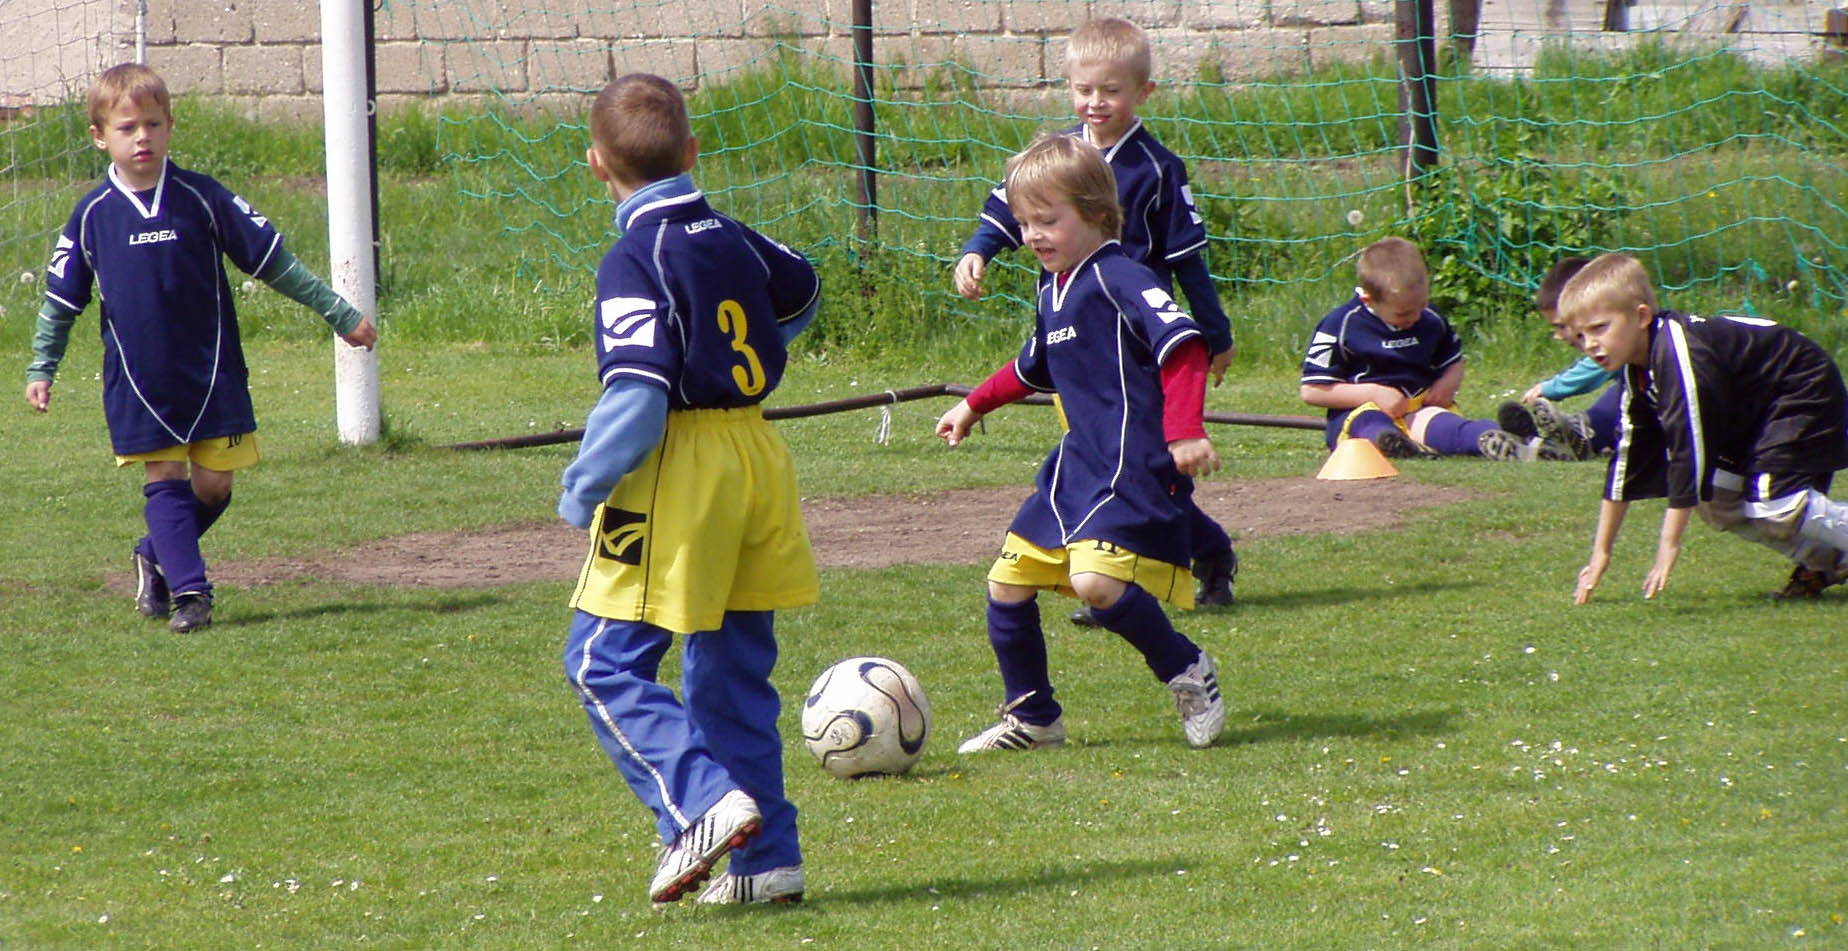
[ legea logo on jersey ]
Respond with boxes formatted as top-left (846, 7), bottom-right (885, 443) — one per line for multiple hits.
top-left (1380, 337), bottom-right (1417, 349)
top-left (599, 296), bottom-right (657, 351)
top-left (1047, 326), bottom-right (1079, 345)
top-left (47, 235), bottom-right (74, 279)
top-left (1304, 330), bottom-right (1337, 368)
top-left (595, 506), bottom-right (647, 565)
top-left (684, 218), bottom-right (720, 235)
top-left (129, 229), bottom-right (179, 246)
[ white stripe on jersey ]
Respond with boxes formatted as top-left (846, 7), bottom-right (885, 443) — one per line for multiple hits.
top-left (1608, 371), bottom-right (1634, 498)
top-left (1664, 319), bottom-right (1707, 495)
top-left (108, 160), bottom-right (166, 218)
top-left (571, 617), bottom-right (692, 831)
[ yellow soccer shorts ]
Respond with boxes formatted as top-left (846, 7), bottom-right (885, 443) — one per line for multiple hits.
top-left (115, 432), bottom-right (260, 470)
top-left (570, 406), bottom-right (819, 634)
top-left (988, 532), bottom-right (1195, 610)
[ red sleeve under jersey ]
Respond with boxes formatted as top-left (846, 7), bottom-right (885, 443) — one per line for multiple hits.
top-left (967, 360), bottom-right (1034, 415)
top-left (1160, 338), bottom-right (1209, 442)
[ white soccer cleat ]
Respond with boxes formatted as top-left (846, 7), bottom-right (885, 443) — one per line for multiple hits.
top-left (1530, 398), bottom-right (1595, 460)
top-left (1168, 651), bottom-right (1226, 749)
top-left (698, 864), bottom-right (805, 905)
top-left (649, 789), bottom-right (762, 903)
top-left (957, 694), bottom-right (1066, 753)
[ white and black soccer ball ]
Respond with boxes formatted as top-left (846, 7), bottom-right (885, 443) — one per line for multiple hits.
top-left (801, 656), bottom-right (931, 779)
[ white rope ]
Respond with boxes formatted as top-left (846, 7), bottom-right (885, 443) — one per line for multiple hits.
top-left (874, 390), bottom-right (898, 444)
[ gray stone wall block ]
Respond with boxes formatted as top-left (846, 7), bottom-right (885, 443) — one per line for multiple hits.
top-left (447, 40), bottom-right (529, 93)
top-left (1104, 1), bottom-right (1187, 29)
top-left (605, 40), bottom-right (701, 88)
top-left (1214, 29), bottom-right (1312, 80)
top-left (529, 39), bottom-right (614, 94)
top-left (147, 44), bottom-right (224, 95)
top-left (742, 0), bottom-right (832, 38)
top-left (913, 0), bottom-right (1007, 35)
top-left (223, 45), bottom-right (304, 94)
top-left (244, 0), bottom-right (322, 43)
top-left (949, 33), bottom-right (1047, 88)
top-left (375, 1), bottom-right (569, 43)
top-left (304, 42), bottom-right (446, 94)
top-left (694, 37), bottom-right (787, 83)
top-left (1184, 0), bottom-right (1269, 30)
top-left (174, 1), bottom-right (254, 43)
top-left (138, 0), bottom-right (180, 44)
top-left (1001, 0), bottom-right (1090, 33)
top-left (1307, 24), bottom-right (1395, 69)
top-left (575, 1), bottom-right (747, 39)
top-left (249, 94), bottom-right (323, 124)
top-left (1271, 1), bottom-right (1362, 28)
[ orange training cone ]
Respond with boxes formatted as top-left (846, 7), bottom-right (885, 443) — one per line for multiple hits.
top-left (1317, 436), bottom-right (1399, 481)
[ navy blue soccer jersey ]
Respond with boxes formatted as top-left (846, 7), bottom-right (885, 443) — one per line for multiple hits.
top-left (593, 186), bottom-right (818, 409)
top-left (42, 160), bottom-right (281, 455)
top-left (1006, 241), bottom-right (1203, 567)
top-left (962, 121), bottom-right (1208, 286)
top-left (1299, 293), bottom-right (1461, 412)
top-left (1604, 310), bottom-right (1848, 507)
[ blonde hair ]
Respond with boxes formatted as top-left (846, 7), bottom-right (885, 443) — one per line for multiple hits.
top-left (1356, 237), bottom-right (1429, 301)
top-left (88, 63), bottom-right (170, 129)
top-left (1557, 253), bottom-right (1657, 326)
top-left (589, 73), bottom-right (691, 186)
top-left (1067, 17), bottom-right (1153, 85)
top-left (1004, 132), bottom-right (1122, 240)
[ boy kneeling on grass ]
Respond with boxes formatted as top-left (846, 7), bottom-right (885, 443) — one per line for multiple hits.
top-left (1562, 252), bottom-right (1848, 602)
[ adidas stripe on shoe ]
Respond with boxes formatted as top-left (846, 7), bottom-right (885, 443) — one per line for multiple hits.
top-left (698, 864), bottom-right (805, 905)
top-left (649, 789), bottom-right (762, 903)
top-left (1167, 651), bottom-right (1226, 749)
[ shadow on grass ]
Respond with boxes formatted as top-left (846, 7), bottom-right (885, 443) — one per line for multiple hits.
top-left (790, 856), bottom-right (1187, 907)
top-left (1230, 579), bottom-right (1477, 610)
top-left (217, 591), bottom-right (506, 626)
top-left (1222, 706), bottom-right (1458, 746)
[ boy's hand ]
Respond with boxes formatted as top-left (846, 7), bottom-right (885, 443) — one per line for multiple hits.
top-left (1371, 385), bottom-right (1410, 418)
top-left (1573, 551), bottom-right (1609, 604)
top-left (953, 253), bottom-right (987, 301)
top-left (1169, 437), bottom-right (1220, 477)
top-left (25, 380), bottom-right (51, 413)
top-left (1521, 382), bottom-right (1545, 404)
top-left (1641, 545), bottom-right (1679, 599)
top-left (340, 316), bottom-right (378, 350)
top-left (935, 400), bottom-right (981, 447)
top-left (1208, 346), bottom-right (1234, 387)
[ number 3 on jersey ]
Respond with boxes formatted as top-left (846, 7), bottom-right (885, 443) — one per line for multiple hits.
top-left (717, 299), bottom-right (766, 396)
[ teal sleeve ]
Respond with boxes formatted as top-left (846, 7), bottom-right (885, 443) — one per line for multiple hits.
top-left (253, 246), bottom-right (365, 335)
top-left (26, 298), bottom-right (80, 383)
top-left (1541, 355), bottom-right (1616, 400)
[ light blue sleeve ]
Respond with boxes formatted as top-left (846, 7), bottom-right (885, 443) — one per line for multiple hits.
top-left (557, 379), bottom-right (669, 529)
top-left (1542, 355), bottom-right (1616, 400)
top-left (778, 291), bottom-right (820, 345)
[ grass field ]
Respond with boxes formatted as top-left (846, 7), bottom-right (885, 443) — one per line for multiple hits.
top-left (2, 336), bottom-right (1844, 949)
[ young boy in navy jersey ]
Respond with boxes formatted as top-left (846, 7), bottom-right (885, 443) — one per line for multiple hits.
top-left (1560, 253), bottom-right (1848, 602)
top-left (1495, 256), bottom-right (1621, 460)
top-left (938, 133), bottom-right (1227, 753)
top-left (953, 17), bottom-right (1239, 618)
top-left (558, 74), bottom-right (820, 906)
top-left (1300, 237), bottom-right (1571, 462)
top-left (23, 63), bottom-right (376, 633)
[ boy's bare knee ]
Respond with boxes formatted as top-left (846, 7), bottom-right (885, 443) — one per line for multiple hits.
top-left (191, 466), bottom-right (234, 507)
top-left (1069, 572), bottom-right (1127, 610)
top-left (988, 580), bottom-right (1036, 604)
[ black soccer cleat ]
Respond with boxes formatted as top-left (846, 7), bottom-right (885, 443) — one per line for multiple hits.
top-left (1373, 429), bottom-right (1437, 460)
top-left (1068, 607), bottom-right (1100, 628)
top-left (1773, 564), bottom-right (1848, 600)
top-left (1496, 401), bottom-right (1540, 441)
top-left (133, 550), bottom-right (170, 619)
top-left (1193, 549), bottom-right (1238, 607)
top-left (169, 593), bottom-right (213, 633)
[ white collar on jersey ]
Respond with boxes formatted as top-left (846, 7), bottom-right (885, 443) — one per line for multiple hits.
top-left (615, 173), bottom-right (700, 234)
top-left (1048, 239), bottom-right (1122, 311)
top-left (108, 158), bottom-right (169, 219)
top-left (1080, 119), bottom-right (1143, 162)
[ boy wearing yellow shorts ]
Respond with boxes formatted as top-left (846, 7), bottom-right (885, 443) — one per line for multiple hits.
top-left (24, 64), bottom-right (376, 633)
top-left (559, 74), bottom-right (820, 906)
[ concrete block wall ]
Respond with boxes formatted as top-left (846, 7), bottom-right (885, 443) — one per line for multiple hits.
top-left (2, 1), bottom-right (1836, 120)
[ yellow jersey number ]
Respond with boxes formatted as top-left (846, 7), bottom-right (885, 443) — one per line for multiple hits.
top-left (717, 299), bottom-right (767, 397)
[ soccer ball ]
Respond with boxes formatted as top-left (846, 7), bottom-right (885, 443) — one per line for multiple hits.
top-left (800, 656), bottom-right (931, 779)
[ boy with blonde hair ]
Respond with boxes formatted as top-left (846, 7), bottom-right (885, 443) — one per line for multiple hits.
top-left (1301, 237), bottom-right (1570, 461)
top-left (24, 63), bottom-right (376, 633)
top-left (954, 16), bottom-right (1240, 617)
top-left (1560, 253), bottom-right (1848, 601)
top-left (938, 132), bottom-right (1226, 753)
top-left (559, 73), bottom-right (821, 905)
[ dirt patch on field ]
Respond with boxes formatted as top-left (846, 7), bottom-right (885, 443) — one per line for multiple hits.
top-left (200, 476), bottom-right (1477, 590)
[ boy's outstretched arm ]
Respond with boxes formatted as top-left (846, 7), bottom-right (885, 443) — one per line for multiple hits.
top-left (938, 359), bottom-right (1032, 446)
top-left (253, 246), bottom-right (377, 349)
top-left (1575, 498), bottom-right (1629, 603)
top-left (558, 380), bottom-right (669, 528)
top-left (23, 298), bottom-right (80, 412)
top-left (1161, 337), bottom-right (1219, 476)
top-left (1641, 506), bottom-right (1691, 599)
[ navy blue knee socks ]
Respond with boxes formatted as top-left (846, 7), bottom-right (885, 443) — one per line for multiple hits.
top-left (138, 481), bottom-right (230, 598)
top-left (985, 597), bottom-right (1060, 725)
top-left (1090, 583), bottom-right (1200, 684)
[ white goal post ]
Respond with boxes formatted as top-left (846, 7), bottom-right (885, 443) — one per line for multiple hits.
top-left (319, 0), bottom-right (380, 445)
